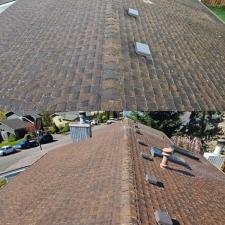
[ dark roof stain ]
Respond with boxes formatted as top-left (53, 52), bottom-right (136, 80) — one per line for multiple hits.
top-left (0, 0), bottom-right (225, 112)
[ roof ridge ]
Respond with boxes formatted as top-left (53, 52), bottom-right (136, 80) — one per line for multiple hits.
top-left (119, 121), bottom-right (139, 225)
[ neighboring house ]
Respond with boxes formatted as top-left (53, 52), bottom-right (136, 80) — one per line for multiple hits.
top-left (0, 119), bottom-right (29, 140)
top-left (5, 111), bottom-right (43, 131)
top-left (51, 111), bottom-right (95, 129)
top-left (0, 120), bottom-right (224, 224)
top-left (51, 112), bottom-right (80, 129)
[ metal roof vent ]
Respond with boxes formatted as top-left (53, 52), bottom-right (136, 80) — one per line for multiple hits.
top-left (154, 210), bottom-right (173, 225)
top-left (141, 152), bottom-right (153, 160)
top-left (128, 8), bottom-right (139, 17)
top-left (146, 175), bottom-right (158, 185)
top-left (135, 42), bottom-right (151, 57)
top-left (136, 129), bottom-right (142, 134)
top-left (137, 139), bottom-right (146, 146)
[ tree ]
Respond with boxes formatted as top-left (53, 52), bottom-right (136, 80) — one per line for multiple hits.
top-left (182, 112), bottom-right (223, 140)
top-left (40, 111), bottom-right (52, 127)
top-left (129, 111), bottom-right (183, 137)
top-left (8, 134), bottom-right (16, 142)
top-left (0, 111), bottom-right (6, 121)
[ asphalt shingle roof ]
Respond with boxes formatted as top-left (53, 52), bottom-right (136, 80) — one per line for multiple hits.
top-left (0, 0), bottom-right (225, 112)
top-left (0, 118), bottom-right (28, 130)
top-left (0, 120), bottom-right (225, 225)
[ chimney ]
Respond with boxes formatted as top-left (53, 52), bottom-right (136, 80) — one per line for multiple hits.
top-left (69, 115), bottom-right (92, 144)
top-left (213, 139), bottom-right (225, 155)
top-left (79, 111), bottom-right (86, 124)
top-left (160, 146), bottom-right (174, 169)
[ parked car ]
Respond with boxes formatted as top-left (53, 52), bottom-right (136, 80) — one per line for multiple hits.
top-left (15, 140), bottom-right (38, 149)
top-left (91, 120), bottom-right (98, 126)
top-left (0, 146), bottom-right (16, 156)
top-left (106, 120), bottom-right (113, 125)
top-left (38, 134), bottom-right (53, 144)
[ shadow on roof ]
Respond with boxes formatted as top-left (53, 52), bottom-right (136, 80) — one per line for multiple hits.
top-left (166, 167), bottom-right (195, 177)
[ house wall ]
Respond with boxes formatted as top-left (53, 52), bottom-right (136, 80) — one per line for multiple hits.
top-left (52, 116), bottom-right (69, 129)
top-left (203, 0), bottom-right (225, 6)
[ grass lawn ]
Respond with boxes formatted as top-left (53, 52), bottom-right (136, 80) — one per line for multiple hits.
top-left (208, 6), bottom-right (225, 22)
top-left (0, 178), bottom-right (7, 188)
top-left (0, 138), bottom-right (24, 148)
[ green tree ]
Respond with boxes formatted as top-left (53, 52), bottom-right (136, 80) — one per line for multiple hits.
top-left (8, 133), bottom-right (17, 142)
top-left (0, 178), bottom-right (7, 188)
top-left (182, 112), bottom-right (223, 140)
top-left (40, 111), bottom-right (52, 127)
top-left (129, 111), bottom-right (183, 137)
top-left (0, 111), bottom-right (6, 121)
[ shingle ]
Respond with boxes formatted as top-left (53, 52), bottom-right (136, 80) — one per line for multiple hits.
top-left (1, 120), bottom-right (225, 225)
top-left (0, 0), bottom-right (224, 111)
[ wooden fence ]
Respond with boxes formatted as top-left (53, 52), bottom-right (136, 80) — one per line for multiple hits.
top-left (202, 0), bottom-right (225, 6)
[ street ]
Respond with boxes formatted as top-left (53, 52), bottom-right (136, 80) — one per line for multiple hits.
top-left (0, 124), bottom-right (107, 173)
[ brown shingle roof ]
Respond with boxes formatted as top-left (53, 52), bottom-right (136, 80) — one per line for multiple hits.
top-left (0, 0), bottom-right (225, 112)
top-left (0, 120), bottom-right (225, 225)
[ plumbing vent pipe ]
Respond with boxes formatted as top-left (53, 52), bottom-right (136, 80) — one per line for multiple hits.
top-left (214, 139), bottom-right (225, 155)
top-left (160, 147), bottom-right (174, 169)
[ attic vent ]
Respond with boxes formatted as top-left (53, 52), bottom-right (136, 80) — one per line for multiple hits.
top-left (154, 210), bottom-right (173, 225)
top-left (135, 42), bottom-right (151, 57)
top-left (145, 175), bottom-right (158, 185)
top-left (141, 152), bottom-right (153, 160)
top-left (128, 8), bottom-right (139, 17)
top-left (136, 129), bottom-right (142, 134)
top-left (137, 139), bottom-right (146, 146)
top-left (143, 0), bottom-right (153, 4)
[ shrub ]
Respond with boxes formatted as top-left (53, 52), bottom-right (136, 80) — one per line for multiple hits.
top-left (61, 123), bottom-right (70, 133)
top-left (0, 178), bottom-right (7, 188)
top-left (24, 133), bottom-right (31, 140)
top-left (8, 134), bottom-right (16, 142)
top-left (49, 124), bottom-right (59, 134)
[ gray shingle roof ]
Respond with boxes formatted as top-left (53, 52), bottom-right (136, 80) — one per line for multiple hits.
top-left (0, 118), bottom-right (28, 130)
top-left (0, 0), bottom-right (225, 112)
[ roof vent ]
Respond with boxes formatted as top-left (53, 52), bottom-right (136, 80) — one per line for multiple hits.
top-left (141, 152), bottom-right (153, 160)
top-left (136, 129), bottom-right (142, 135)
top-left (145, 175), bottom-right (158, 185)
top-left (135, 42), bottom-right (151, 57)
top-left (154, 210), bottom-right (173, 225)
top-left (128, 8), bottom-right (139, 17)
top-left (137, 139), bottom-right (146, 146)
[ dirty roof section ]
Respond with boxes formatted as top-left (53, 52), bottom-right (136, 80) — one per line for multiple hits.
top-left (0, 118), bottom-right (28, 130)
top-left (0, 0), bottom-right (225, 112)
top-left (0, 120), bottom-right (225, 225)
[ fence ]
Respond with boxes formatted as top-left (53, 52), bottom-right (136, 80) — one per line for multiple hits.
top-left (202, 0), bottom-right (225, 6)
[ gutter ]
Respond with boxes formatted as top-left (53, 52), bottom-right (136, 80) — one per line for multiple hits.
top-left (198, 0), bottom-right (225, 25)
top-left (0, 166), bottom-right (28, 181)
